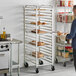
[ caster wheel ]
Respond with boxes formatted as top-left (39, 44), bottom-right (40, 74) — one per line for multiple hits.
top-left (1, 45), bottom-right (3, 48)
top-left (6, 45), bottom-right (8, 48)
top-left (55, 58), bottom-right (58, 64)
top-left (39, 60), bottom-right (43, 65)
top-left (70, 58), bottom-right (73, 62)
top-left (63, 62), bottom-right (66, 67)
top-left (36, 68), bottom-right (39, 73)
top-left (51, 66), bottom-right (55, 71)
top-left (24, 62), bottom-right (29, 68)
top-left (4, 73), bottom-right (7, 76)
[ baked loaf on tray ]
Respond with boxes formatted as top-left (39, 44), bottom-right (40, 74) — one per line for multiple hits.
top-left (31, 14), bottom-right (44, 16)
top-left (31, 29), bottom-right (47, 34)
top-left (34, 9), bottom-right (46, 11)
top-left (30, 40), bottom-right (45, 46)
top-left (32, 51), bottom-right (44, 58)
top-left (30, 21), bottom-right (47, 25)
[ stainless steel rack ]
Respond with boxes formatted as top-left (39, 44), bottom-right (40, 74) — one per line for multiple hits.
top-left (55, 0), bottom-right (74, 67)
top-left (24, 5), bottom-right (55, 73)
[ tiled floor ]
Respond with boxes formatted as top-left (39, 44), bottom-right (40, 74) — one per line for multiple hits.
top-left (0, 62), bottom-right (76, 76)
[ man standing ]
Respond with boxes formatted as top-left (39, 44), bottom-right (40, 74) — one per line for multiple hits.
top-left (66, 5), bottom-right (76, 71)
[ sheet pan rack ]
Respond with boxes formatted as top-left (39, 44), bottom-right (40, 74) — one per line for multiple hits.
top-left (24, 5), bottom-right (55, 73)
top-left (55, 0), bottom-right (74, 67)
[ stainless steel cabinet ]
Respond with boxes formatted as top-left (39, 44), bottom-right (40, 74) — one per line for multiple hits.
top-left (0, 51), bottom-right (9, 70)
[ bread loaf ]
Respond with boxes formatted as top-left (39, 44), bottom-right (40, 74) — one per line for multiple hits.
top-left (30, 40), bottom-right (45, 46)
top-left (32, 52), bottom-right (44, 58)
top-left (31, 29), bottom-right (47, 34)
top-left (30, 21), bottom-right (47, 25)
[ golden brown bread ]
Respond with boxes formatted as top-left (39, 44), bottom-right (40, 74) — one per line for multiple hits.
top-left (31, 29), bottom-right (47, 34)
top-left (32, 51), bottom-right (44, 58)
top-left (31, 14), bottom-right (44, 16)
top-left (38, 21), bottom-right (42, 25)
top-left (31, 22), bottom-right (36, 25)
top-left (38, 42), bottom-right (45, 46)
top-left (30, 21), bottom-right (47, 25)
top-left (57, 31), bottom-right (63, 36)
top-left (42, 22), bottom-right (47, 25)
top-left (30, 40), bottom-right (45, 46)
top-left (34, 9), bottom-right (46, 11)
top-left (57, 31), bottom-right (68, 36)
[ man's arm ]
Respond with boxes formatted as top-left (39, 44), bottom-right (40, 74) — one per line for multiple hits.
top-left (66, 20), bottom-right (76, 39)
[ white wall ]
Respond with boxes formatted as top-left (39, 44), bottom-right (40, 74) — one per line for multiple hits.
top-left (74, 0), bottom-right (76, 5)
top-left (0, 0), bottom-right (53, 67)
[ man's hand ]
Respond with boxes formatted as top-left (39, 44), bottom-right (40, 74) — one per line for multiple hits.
top-left (66, 38), bottom-right (70, 44)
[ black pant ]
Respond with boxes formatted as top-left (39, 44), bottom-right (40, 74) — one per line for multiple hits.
top-left (73, 49), bottom-right (76, 70)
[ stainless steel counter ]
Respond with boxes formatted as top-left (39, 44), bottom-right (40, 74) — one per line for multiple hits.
top-left (0, 39), bottom-right (22, 76)
top-left (0, 39), bottom-right (22, 44)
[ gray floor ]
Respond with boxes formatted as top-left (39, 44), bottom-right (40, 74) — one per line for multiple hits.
top-left (0, 62), bottom-right (76, 76)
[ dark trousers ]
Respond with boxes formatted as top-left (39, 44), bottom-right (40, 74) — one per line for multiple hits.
top-left (73, 49), bottom-right (76, 70)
